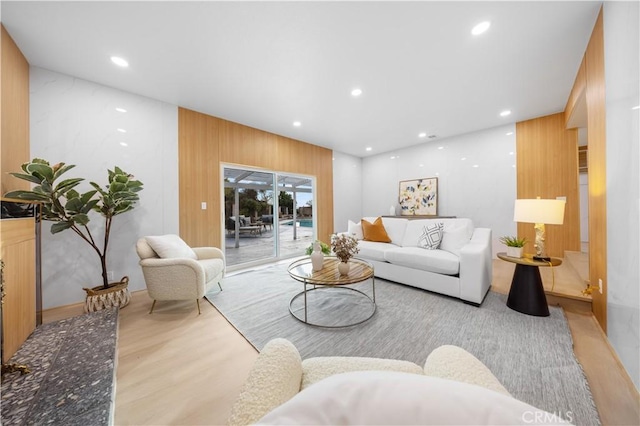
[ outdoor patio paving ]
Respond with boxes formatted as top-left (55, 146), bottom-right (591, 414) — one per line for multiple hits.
top-left (224, 220), bottom-right (313, 267)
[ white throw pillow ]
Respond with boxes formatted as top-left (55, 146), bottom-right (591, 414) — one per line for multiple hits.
top-left (441, 223), bottom-right (471, 257)
top-left (257, 371), bottom-right (570, 425)
top-left (145, 234), bottom-right (197, 259)
top-left (347, 220), bottom-right (364, 240)
top-left (417, 222), bottom-right (444, 249)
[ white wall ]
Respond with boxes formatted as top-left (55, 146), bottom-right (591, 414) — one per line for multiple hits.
top-left (603, 1), bottom-right (640, 390)
top-left (30, 67), bottom-right (179, 309)
top-left (361, 124), bottom-right (517, 254)
top-left (332, 151), bottom-right (363, 233)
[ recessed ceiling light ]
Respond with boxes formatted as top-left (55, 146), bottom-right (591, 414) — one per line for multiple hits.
top-left (438, 146), bottom-right (444, 150)
top-left (506, 131), bottom-right (514, 136)
top-left (120, 142), bottom-right (128, 147)
top-left (471, 21), bottom-right (491, 36)
top-left (390, 156), bottom-right (396, 160)
top-left (500, 110), bottom-right (512, 117)
top-left (435, 172), bottom-right (440, 176)
top-left (509, 152), bottom-right (514, 155)
top-left (418, 132), bottom-right (427, 138)
top-left (110, 56), bottom-right (129, 67)
top-left (293, 121), bottom-right (301, 127)
top-left (366, 147), bottom-right (372, 151)
top-left (473, 164), bottom-right (479, 168)
top-left (351, 88), bottom-right (363, 97)
top-left (115, 107), bottom-right (127, 113)
top-left (419, 164), bottom-right (424, 167)
top-left (632, 105), bottom-right (640, 110)
top-left (461, 157), bottom-right (467, 161)
top-left (117, 128), bottom-right (127, 133)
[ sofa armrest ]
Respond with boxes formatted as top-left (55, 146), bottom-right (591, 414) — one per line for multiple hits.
top-left (228, 339), bottom-right (303, 426)
top-left (193, 246), bottom-right (225, 261)
top-left (139, 258), bottom-right (206, 299)
top-left (459, 228), bottom-right (492, 304)
top-left (423, 345), bottom-right (510, 397)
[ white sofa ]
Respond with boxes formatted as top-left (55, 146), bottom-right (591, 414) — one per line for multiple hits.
top-left (350, 217), bottom-right (492, 305)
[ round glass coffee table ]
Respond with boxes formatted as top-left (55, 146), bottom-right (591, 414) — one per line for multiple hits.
top-left (287, 256), bottom-right (376, 328)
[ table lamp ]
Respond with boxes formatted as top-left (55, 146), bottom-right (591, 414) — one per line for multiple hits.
top-left (513, 197), bottom-right (565, 261)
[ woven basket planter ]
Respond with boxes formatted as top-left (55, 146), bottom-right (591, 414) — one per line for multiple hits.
top-left (83, 276), bottom-right (131, 313)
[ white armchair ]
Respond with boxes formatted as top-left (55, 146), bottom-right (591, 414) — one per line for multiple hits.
top-left (136, 235), bottom-right (225, 314)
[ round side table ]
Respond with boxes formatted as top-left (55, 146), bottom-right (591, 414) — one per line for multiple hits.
top-left (497, 252), bottom-right (562, 317)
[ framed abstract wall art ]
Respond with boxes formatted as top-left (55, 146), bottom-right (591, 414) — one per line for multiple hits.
top-left (398, 177), bottom-right (438, 216)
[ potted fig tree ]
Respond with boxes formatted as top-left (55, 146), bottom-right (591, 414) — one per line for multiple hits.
top-left (5, 159), bottom-right (143, 312)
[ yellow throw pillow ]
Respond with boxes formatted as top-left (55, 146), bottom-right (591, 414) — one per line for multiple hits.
top-left (362, 217), bottom-right (392, 243)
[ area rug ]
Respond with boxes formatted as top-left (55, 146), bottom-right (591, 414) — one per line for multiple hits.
top-left (1, 308), bottom-right (118, 426)
top-left (207, 263), bottom-right (600, 425)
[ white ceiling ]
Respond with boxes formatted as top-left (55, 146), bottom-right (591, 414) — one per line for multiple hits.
top-left (1, 1), bottom-right (601, 158)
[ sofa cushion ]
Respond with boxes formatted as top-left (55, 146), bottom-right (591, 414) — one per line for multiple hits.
top-left (356, 240), bottom-right (393, 262)
top-left (347, 220), bottom-right (363, 240)
top-left (361, 217), bottom-right (392, 243)
top-left (440, 222), bottom-right (472, 256)
top-left (417, 222), bottom-right (444, 249)
top-left (401, 218), bottom-right (474, 248)
top-left (380, 217), bottom-right (408, 246)
top-left (145, 234), bottom-right (197, 260)
top-left (384, 247), bottom-right (460, 275)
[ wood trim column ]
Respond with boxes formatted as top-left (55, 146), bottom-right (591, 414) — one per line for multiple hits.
top-left (1, 24), bottom-right (30, 194)
top-left (584, 9), bottom-right (607, 330)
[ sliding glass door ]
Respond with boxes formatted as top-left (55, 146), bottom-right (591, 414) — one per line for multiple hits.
top-left (223, 166), bottom-right (315, 269)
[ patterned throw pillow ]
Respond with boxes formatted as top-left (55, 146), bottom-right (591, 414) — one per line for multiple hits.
top-left (417, 223), bottom-right (444, 250)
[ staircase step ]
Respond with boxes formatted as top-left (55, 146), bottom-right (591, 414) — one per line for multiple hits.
top-left (564, 250), bottom-right (590, 285)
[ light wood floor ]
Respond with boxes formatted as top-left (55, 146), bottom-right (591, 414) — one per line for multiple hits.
top-left (43, 260), bottom-right (640, 426)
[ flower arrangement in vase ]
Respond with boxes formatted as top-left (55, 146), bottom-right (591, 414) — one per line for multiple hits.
top-left (330, 233), bottom-right (359, 275)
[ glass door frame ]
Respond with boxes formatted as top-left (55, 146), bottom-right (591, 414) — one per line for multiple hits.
top-left (221, 163), bottom-right (317, 272)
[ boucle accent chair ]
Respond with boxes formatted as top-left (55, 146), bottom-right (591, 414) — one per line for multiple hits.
top-left (228, 338), bottom-right (510, 425)
top-left (136, 235), bottom-right (225, 314)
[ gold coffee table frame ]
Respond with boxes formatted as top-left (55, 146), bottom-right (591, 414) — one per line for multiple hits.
top-left (287, 256), bottom-right (376, 328)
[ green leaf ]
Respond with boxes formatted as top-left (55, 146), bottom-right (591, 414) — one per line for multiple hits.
top-left (80, 199), bottom-right (99, 214)
top-left (114, 174), bottom-right (129, 184)
top-left (65, 197), bottom-right (84, 213)
top-left (54, 178), bottom-right (83, 194)
top-left (71, 213), bottom-right (90, 226)
top-left (90, 182), bottom-right (108, 196)
top-left (26, 163), bottom-right (54, 182)
top-left (3, 190), bottom-right (49, 201)
top-left (109, 182), bottom-right (126, 193)
top-left (51, 221), bottom-right (73, 234)
top-left (66, 189), bottom-right (80, 200)
top-left (80, 190), bottom-right (97, 204)
top-left (8, 172), bottom-right (44, 185)
top-left (52, 163), bottom-right (75, 180)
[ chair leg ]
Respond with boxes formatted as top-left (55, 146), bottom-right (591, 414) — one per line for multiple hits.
top-left (196, 299), bottom-right (201, 315)
top-left (149, 300), bottom-right (157, 314)
top-left (217, 281), bottom-right (223, 291)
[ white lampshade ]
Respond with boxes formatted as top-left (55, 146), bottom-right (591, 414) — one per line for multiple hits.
top-left (514, 199), bottom-right (565, 225)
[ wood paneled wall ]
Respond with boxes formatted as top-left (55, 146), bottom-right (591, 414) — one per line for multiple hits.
top-left (1, 218), bottom-right (36, 362)
top-left (516, 113), bottom-right (580, 258)
top-left (584, 10), bottom-right (607, 330)
top-left (565, 57), bottom-right (587, 128)
top-left (178, 108), bottom-right (334, 248)
top-left (1, 25), bottom-right (30, 194)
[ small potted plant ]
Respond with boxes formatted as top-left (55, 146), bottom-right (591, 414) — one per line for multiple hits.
top-left (499, 235), bottom-right (527, 258)
top-left (330, 234), bottom-right (360, 275)
top-left (5, 159), bottom-right (143, 312)
top-left (306, 240), bottom-right (331, 272)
